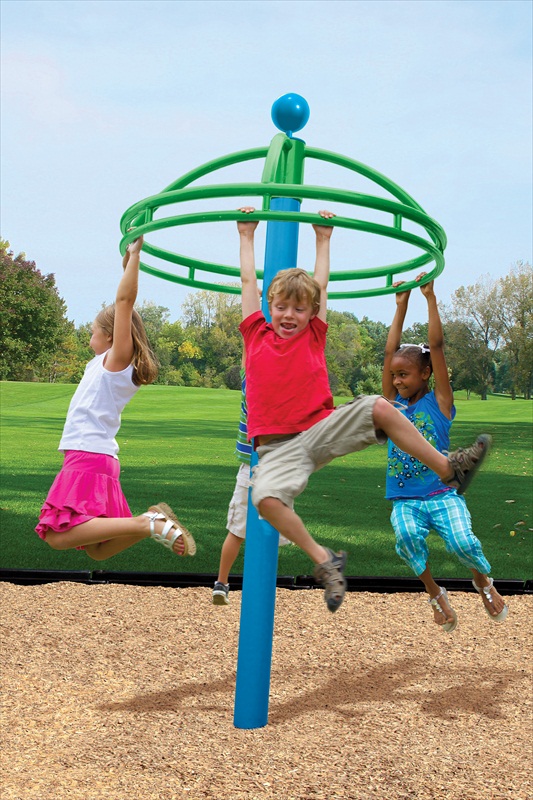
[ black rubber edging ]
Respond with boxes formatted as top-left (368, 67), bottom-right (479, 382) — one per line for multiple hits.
top-left (0, 568), bottom-right (529, 595)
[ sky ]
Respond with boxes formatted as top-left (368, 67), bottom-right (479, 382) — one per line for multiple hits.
top-left (1, 0), bottom-right (531, 329)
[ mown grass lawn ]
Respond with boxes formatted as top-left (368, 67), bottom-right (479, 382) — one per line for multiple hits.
top-left (0, 381), bottom-right (531, 580)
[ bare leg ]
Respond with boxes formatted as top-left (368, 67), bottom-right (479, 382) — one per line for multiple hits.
top-left (85, 535), bottom-right (146, 560)
top-left (217, 532), bottom-right (243, 584)
top-left (44, 514), bottom-right (185, 557)
top-left (258, 497), bottom-right (328, 564)
top-left (373, 398), bottom-right (453, 481)
top-left (419, 566), bottom-right (455, 626)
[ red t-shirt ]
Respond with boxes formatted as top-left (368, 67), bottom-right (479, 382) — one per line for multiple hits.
top-left (239, 310), bottom-right (334, 440)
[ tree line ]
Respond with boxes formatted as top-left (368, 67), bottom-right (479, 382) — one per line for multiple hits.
top-left (1, 238), bottom-right (531, 399)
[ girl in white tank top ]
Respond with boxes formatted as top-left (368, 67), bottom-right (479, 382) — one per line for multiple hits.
top-left (35, 237), bottom-right (196, 561)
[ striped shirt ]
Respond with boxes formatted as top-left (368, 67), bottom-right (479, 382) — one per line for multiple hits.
top-left (235, 368), bottom-right (252, 465)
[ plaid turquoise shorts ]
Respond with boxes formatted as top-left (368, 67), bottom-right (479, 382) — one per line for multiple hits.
top-left (390, 491), bottom-right (491, 576)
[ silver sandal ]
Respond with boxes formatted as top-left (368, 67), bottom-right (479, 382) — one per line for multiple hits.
top-left (472, 577), bottom-right (508, 622)
top-left (428, 587), bottom-right (458, 633)
top-left (143, 503), bottom-right (196, 556)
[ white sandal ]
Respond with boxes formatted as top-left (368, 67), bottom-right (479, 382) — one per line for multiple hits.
top-left (428, 587), bottom-right (458, 633)
top-left (143, 503), bottom-right (196, 556)
top-left (472, 577), bottom-right (508, 623)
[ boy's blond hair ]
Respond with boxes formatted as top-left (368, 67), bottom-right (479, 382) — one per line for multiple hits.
top-left (267, 268), bottom-right (321, 314)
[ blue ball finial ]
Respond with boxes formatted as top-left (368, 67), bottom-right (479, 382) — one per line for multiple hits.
top-left (271, 93), bottom-right (310, 137)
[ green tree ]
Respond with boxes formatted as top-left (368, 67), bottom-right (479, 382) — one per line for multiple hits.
top-left (493, 261), bottom-right (533, 399)
top-left (180, 289), bottom-right (242, 386)
top-left (72, 323), bottom-right (93, 380)
top-left (353, 363), bottom-right (383, 395)
top-left (153, 319), bottom-right (185, 385)
top-left (0, 239), bottom-right (69, 381)
top-left (41, 323), bottom-right (78, 383)
top-left (136, 300), bottom-right (170, 340)
top-left (132, 301), bottom-right (174, 384)
top-left (325, 310), bottom-right (371, 395)
top-left (492, 350), bottom-right (513, 395)
top-left (224, 364), bottom-right (242, 390)
top-left (403, 321), bottom-right (429, 346)
top-left (441, 276), bottom-right (500, 399)
top-left (181, 289), bottom-right (219, 329)
top-left (357, 317), bottom-right (389, 362)
top-left (442, 320), bottom-right (493, 398)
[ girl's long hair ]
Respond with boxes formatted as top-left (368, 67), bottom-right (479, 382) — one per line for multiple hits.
top-left (95, 305), bottom-right (159, 386)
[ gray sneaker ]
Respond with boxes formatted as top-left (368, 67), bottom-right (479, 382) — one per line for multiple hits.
top-left (446, 434), bottom-right (492, 495)
top-left (212, 582), bottom-right (230, 605)
top-left (313, 549), bottom-right (347, 613)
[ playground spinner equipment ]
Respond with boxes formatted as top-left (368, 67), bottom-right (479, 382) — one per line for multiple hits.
top-left (120, 94), bottom-right (447, 730)
top-left (120, 95), bottom-right (446, 299)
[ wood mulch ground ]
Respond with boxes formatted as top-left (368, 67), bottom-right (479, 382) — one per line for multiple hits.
top-left (0, 582), bottom-right (531, 800)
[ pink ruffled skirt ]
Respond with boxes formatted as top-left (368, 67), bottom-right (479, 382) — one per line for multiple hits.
top-left (36, 450), bottom-right (132, 541)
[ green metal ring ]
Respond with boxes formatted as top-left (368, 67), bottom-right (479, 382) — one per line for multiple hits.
top-left (121, 146), bottom-right (446, 299)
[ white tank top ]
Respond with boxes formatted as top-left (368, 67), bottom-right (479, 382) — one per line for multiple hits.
top-left (59, 351), bottom-right (139, 457)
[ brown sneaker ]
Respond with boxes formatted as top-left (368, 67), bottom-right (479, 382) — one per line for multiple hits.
top-left (446, 434), bottom-right (492, 495)
top-left (313, 549), bottom-right (347, 612)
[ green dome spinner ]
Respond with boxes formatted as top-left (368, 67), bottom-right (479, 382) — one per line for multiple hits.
top-left (120, 133), bottom-right (446, 300)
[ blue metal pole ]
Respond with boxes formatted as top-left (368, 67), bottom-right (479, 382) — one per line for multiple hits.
top-left (233, 196), bottom-right (301, 729)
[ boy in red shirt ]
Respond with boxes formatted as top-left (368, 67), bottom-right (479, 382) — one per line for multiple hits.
top-left (238, 207), bottom-right (491, 613)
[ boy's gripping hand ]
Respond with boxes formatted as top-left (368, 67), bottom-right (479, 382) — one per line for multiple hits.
top-left (237, 207), bottom-right (261, 319)
top-left (312, 209), bottom-right (335, 239)
top-left (312, 210), bottom-right (335, 322)
top-left (237, 206), bottom-right (258, 235)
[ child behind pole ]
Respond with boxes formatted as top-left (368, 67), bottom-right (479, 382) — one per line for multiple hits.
top-left (35, 236), bottom-right (196, 560)
top-left (238, 207), bottom-right (492, 614)
top-left (382, 273), bottom-right (508, 630)
top-left (212, 356), bottom-right (289, 605)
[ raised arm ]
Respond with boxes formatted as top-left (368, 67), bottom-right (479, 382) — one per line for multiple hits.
top-left (382, 281), bottom-right (410, 400)
top-left (106, 236), bottom-right (143, 372)
top-left (312, 210), bottom-right (335, 322)
top-left (418, 273), bottom-right (453, 418)
top-left (237, 207), bottom-right (261, 320)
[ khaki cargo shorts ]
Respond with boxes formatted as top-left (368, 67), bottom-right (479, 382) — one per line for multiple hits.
top-left (251, 394), bottom-right (387, 510)
top-left (226, 462), bottom-right (251, 539)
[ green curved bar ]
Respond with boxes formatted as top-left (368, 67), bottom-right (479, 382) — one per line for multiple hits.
top-left (121, 211), bottom-right (443, 297)
top-left (124, 146), bottom-right (271, 230)
top-left (120, 142), bottom-right (446, 299)
top-left (304, 146), bottom-right (426, 213)
top-left (122, 210), bottom-right (442, 275)
top-left (121, 184), bottom-right (445, 249)
top-left (261, 133), bottom-right (288, 183)
top-left (162, 147), bottom-right (269, 193)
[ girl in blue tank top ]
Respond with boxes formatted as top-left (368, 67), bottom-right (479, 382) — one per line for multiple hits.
top-left (382, 273), bottom-right (508, 632)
